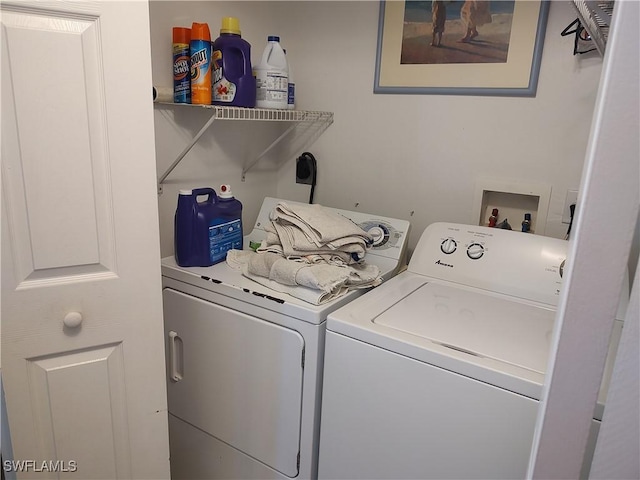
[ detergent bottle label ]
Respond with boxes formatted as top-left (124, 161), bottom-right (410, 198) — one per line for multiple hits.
top-left (190, 40), bottom-right (212, 104)
top-left (173, 44), bottom-right (190, 103)
top-left (255, 70), bottom-right (288, 103)
top-left (209, 218), bottom-right (242, 264)
top-left (212, 49), bottom-right (237, 103)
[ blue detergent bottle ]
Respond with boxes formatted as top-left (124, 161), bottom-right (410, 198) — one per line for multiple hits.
top-left (209, 184), bottom-right (243, 262)
top-left (211, 17), bottom-right (256, 107)
top-left (174, 188), bottom-right (219, 267)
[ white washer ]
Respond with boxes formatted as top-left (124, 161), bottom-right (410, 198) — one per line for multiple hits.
top-left (318, 222), bottom-right (627, 480)
top-left (162, 197), bottom-right (410, 480)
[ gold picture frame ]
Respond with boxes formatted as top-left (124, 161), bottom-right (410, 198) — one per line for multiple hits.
top-left (374, 0), bottom-right (550, 96)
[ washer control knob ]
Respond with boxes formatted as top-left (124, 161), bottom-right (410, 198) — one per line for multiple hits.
top-left (559, 259), bottom-right (566, 278)
top-left (440, 238), bottom-right (457, 254)
top-left (467, 243), bottom-right (485, 260)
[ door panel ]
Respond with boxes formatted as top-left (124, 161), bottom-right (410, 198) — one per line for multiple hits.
top-left (1, 2), bottom-right (170, 478)
top-left (27, 344), bottom-right (131, 479)
top-left (164, 288), bottom-right (304, 478)
top-left (2, 7), bottom-right (115, 284)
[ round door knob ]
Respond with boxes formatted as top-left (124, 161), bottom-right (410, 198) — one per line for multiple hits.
top-left (63, 311), bottom-right (83, 328)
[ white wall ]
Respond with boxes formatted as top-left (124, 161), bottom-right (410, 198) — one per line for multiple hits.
top-left (150, 1), bottom-right (603, 258)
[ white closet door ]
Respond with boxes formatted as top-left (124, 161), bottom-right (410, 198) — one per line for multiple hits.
top-left (528, 1), bottom-right (639, 478)
top-left (1, 1), bottom-right (170, 478)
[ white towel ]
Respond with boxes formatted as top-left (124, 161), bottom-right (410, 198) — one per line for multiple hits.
top-left (257, 234), bottom-right (357, 265)
top-left (271, 202), bottom-right (371, 245)
top-left (258, 206), bottom-right (371, 264)
top-left (254, 243), bottom-right (350, 266)
top-left (271, 221), bottom-right (368, 258)
top-left (226, 250), bottom-right (381, 305)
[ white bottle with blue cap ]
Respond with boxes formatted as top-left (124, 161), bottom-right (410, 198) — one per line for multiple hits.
top-left (254, 35), bottom-right (288, 109)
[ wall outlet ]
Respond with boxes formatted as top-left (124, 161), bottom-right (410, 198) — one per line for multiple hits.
top-left (296, 155), bottom-right (315, 185)
top-left (562, 190), bottom-right (578, 224)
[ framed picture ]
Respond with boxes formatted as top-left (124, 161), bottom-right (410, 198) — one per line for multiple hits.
top-left (374, 0), bottom-right (550, 96)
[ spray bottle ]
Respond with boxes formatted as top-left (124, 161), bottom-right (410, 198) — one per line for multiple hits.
top-left (190, 22), bottom-right (212, 104)
top-left (173, 27), bottom-right (191, 103)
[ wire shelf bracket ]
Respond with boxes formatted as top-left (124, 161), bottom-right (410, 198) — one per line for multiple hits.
top-left (154, 103), bottom-right (334, 194)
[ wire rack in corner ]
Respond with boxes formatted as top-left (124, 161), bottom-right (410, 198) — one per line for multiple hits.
top-left (572, 0), bottom-right (615, 56)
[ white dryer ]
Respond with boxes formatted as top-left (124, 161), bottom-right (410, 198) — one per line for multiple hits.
top-left (318, 222), bottom-right (626, 480)
top-left (161, 197), bottom-right (410, 480)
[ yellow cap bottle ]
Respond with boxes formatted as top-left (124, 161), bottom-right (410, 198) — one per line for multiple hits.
top-left (220, 17), bottom-right (241, 35)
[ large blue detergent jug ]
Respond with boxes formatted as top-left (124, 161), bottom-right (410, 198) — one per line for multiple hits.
top-left (174, 188), bottom-right (219, 267)
top-left (174, 186), bottom-right (244, 267)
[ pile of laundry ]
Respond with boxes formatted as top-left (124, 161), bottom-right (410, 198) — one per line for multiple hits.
top-left (226, 202), bottom-right (382, 304)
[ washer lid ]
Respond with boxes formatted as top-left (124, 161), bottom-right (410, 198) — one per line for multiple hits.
top-left (373, 282), bottom-right (555, 375)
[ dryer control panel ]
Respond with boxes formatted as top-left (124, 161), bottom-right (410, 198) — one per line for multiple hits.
top-left (408, 223), bottom-right (567, 307)
top-left (251, 198), bottom-right (411, 262)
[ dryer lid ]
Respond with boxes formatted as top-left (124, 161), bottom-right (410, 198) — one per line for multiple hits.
top-left (373, 282), bottom-right (556, 375)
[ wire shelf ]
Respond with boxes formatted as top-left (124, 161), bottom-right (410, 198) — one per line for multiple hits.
top-left (155, 103), bottom-right (333, 123)
top-left (154, 103), bottom-right (334, 191)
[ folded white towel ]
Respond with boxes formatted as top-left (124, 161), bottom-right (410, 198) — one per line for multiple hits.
top-left (242, 274), bottom-right (346, 305)
top-left (226, 250), bottom-right (382, 305)
top-left (272, 222), bottom-right (368, 257)
top-left (236, 251), bottom-right (305, 285)
top-left (271, 202), bottom-right (372, 247)
top-left (258, 214), bottom-right (369, 264)
top-left (293, 260), bottom-right (381, 292)
top-left (257, 242), bottom-right (354, 266)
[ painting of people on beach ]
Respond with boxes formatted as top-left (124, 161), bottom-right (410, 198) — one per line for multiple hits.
top-left (374, 0), bottom-right (548, 96)
top-left (401, 1), bottom-right (515, 65)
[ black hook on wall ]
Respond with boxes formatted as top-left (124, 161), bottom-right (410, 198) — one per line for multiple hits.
top-left (561, 18), bottom-right (596, 55)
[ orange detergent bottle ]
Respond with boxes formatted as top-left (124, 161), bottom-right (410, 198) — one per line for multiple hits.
top-left (190, 22), bottom-right (212, 104)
